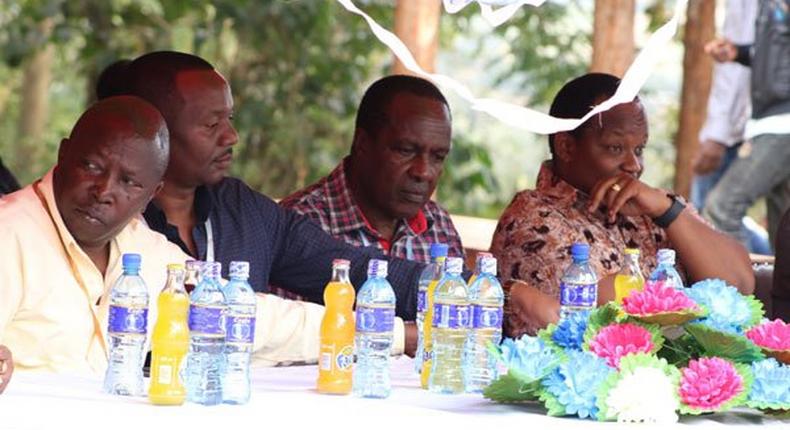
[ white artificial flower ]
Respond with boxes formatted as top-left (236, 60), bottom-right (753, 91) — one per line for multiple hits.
top-left (605, 367), bottom-right (679, 423)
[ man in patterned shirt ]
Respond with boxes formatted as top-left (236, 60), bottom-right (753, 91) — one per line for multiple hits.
top-left (281, 75), bottom-right (464, 264)
top-left (491, 73), bottom-right (754, 338)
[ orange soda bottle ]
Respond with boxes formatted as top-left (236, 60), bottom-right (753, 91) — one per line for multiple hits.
top-left (317, 259), bottom-right (356, 394)
top-left (614, 248), bottom-right (645, 304)
top-left (149, 264), bottom-right (190, 405)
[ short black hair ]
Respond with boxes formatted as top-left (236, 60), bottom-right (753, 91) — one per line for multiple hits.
top-left (96, 59), bottom-right (132, 100)
top-left (354, 75), bottom-right (450, 139)
top-left (548, 73), bottom-right (622, 157)
top-left (124, 51), bottom-right (215, 118)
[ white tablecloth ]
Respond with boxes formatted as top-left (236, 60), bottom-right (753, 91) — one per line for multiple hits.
top-left (1, 357), bottom-right (787, 429)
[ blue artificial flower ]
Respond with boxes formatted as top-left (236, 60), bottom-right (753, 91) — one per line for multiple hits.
top-left (687, 279), bottom-right (753, 332)
top-left (500, 335), bottom-right (561, 380)
top-left (749, 358), bottom-right (790, 407)
top-left (551, 309), bottom-right (590, 350)
top-left (541, 350), bottom-right (614, 420)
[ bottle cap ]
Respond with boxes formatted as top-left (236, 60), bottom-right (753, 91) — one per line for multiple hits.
top-left (480, 256), bottom-right (497, 276)
top-left (332, 259), bottom-right (351, 269)
top-left (122, 253), bottom-right (141, 270)
top-left (229, 261), bottom-right (250, 280)
top-left (570, 243), bottom-right (589, 260)
top-left (201, 261), bottom-right (221, 279)
top-left (624, 248), bottom-right (640, 255)
top-left (429, 243), bottom-right (449, 258)
top-left (367, 259), bottom-right (388, 278)
top-left (185, 260), bottom-right (202, 272)
top-left (167, 263), bottom-right (184, 271)
top-left (444, 257), bottom-right (464, 275)
top-left (657, 248), bottom-right (676, 265)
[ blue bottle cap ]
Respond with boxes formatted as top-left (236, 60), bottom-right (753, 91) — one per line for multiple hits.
top-left (122, 253), bottom-right (141, 270)
top-left (367, 259), bottom-right (388, 278)
top-left (430, 243), bottom-right (449, 258)
top-left (570, 243), bottom-right (589, 260)
top-left (444, 257), bottom-right (464, 275)
top-left (229, 261), bottom-right (250, 280)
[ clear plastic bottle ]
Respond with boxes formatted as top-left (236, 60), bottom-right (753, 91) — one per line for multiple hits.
top-left (184, 260), bottom-right (202, 294)
top-left (648, 248), bottom-right (684, 290)
top-left (352, 259), bottom-right (396, 398)
top-left (317, 259), bottom-right (356, 395)
top-left (559, 243), bottom-right (598, 320)
top-left (185, 261), bottom-right (226, 405)
top-left (463, 255), bottom-right (503, 393)
top-left (104, 253), bottom-right (149, 397)
top-left (614, 248), bottom-right (645, 304)
top-left (149, 264), bottom-right (189, 406)
top-left (222, 261), bottom-right (256, 405)
top-left (415, 243), bottom-right (448, 374)
top-left (429, 257), bottom-right (470, 394)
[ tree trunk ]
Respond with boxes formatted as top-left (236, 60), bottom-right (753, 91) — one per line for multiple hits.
top-left (674, 0), bottom-right (715, 197)
top-left (591, 0), bottom-right (635, 77)
top-left (16, 18), bottom-right (54, 178)
top-left (392, 0), bottom-right (441, 74)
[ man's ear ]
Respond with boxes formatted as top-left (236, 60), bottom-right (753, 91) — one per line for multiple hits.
top-left (553, 132), bottom-right (576, 163)
top-left (57, 138), bottom-right (69, 163)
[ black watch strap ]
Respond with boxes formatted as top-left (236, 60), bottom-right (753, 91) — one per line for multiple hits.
top-left (652, 194), bottom-right (685, 229)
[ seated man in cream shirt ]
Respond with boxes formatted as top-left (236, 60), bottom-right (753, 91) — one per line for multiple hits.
top-left (0, 96), bottom-right (406, 376)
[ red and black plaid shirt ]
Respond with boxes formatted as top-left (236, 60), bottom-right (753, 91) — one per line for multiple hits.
top-left (280, 158), bottom-right (465, 264)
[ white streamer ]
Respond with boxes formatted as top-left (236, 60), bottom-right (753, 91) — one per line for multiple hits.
top-left (443, 1), bottom-right (546, 26)
top-left (337, 0), bottom-right (688, 135)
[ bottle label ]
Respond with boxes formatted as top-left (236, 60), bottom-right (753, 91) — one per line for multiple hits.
top-left (108, 305), bottom-right (148, 334)
top-left (432, 303), bottom-right (471, 329)
top-left (559, 282), bottom-right (597, 308)
top-left (471, 305), bottom-right (503, 329)
top-left (226, 315), bottom-right (256, 344)
top-left (157, 364), bottom-right (173, 385)
top-left (355, 306), bottom-right (395, 333)
top-left (188, 304), bottom-right (225, 335)
top-left (417, 290), bottom-right (426, 313)
top-left (320, 344), bottom-right (354, 372)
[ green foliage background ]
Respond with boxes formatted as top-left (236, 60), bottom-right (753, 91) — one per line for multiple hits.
top-left (0, 0), bottom-right (679, 219)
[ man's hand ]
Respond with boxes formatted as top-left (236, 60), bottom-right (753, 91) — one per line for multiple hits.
top-left (705, 38), bottom-right (737, 62)
top-left (403, 321), bottom-right (417, 358)
top-left (693, 140), bottom-right (727, 175)
top-left (588, 173), bottom-right (672, 223)
top-left (506, 281), bottom-right (560, 338)
top-left (0, 345), bottom-right (13, 394)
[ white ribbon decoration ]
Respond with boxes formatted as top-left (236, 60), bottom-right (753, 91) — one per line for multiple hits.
top-left (443, 0), bottom-right (546, 27)
top-left (336, 0), bottom-right (688, 135)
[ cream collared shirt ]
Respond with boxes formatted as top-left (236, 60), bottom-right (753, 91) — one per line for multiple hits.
top-left (0, 170), bottom-right (404, 373)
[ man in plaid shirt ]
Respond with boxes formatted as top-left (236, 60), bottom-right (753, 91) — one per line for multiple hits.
top-left (281, 75), bottom-right (464, 268)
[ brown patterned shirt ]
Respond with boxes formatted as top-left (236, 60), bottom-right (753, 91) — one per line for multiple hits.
top-left (491, 162), bottom-right (685, 335)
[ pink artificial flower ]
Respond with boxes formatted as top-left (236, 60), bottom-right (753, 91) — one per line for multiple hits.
top-left (746, 319), bottom-right (790, 351)
top-left (588, 323), bottom-right (654, 368)
top-left (679, 357), bottom-right (744, 410)
top-left (623, 280), bottom-right (698, 315)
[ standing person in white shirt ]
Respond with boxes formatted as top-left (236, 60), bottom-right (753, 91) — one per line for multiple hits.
top-left (704, 0), bottom-right (790, 249)
top-left (691, 0), bottom-right (770, 254)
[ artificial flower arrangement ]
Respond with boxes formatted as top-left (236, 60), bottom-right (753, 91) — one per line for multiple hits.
top-left (484, 279), bottom-right (790, 423)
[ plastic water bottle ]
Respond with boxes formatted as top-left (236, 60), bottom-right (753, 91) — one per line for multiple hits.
top-left (559, 243), bottom-right (598, 320)
top-left (222, 261), bottom-right (256, 404)
top-left (415, 243), bottom-right (448, 373)
top-left (429, 257), bottom-right (470, 394)
top-left (353, 259), bottom-right (396, 398)
top-left (463, 255), bottom-right (503, 393)
top-left (104, 253), bottom-right (149, 396)
top-left (648, 248), bottom-right (684, 290)
top-left (185, 261), bottom-right (226, 405)
top-left (184, 260), bottom-right (202, 294)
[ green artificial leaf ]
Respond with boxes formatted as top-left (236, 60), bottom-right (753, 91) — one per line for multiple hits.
top-left (685, 323), bottom-right (765, 363)
top-left (587, 302), bottom-right (621, 332)
top-left (483, 371), bottom-right (543, 403)
top-left (657, 334), bottom-right (704, 368)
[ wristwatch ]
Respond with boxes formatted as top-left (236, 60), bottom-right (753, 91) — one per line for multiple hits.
top-left (652, 193), bottom-right (686, 229)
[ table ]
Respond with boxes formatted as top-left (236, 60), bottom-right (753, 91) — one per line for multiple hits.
top-left (1, 357), bottom-right (787, 429)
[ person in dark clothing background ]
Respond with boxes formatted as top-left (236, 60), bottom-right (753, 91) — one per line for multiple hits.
top-left (0, 157), bottom-right (21, 197)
